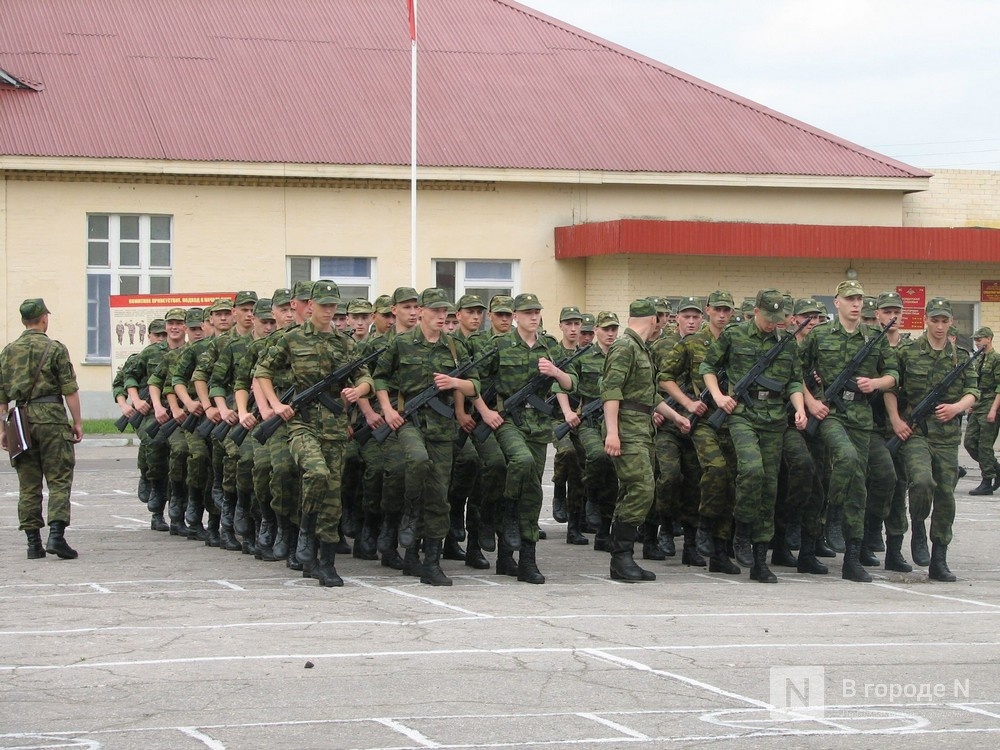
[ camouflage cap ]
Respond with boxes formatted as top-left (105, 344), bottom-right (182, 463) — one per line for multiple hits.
top-left (974, 327), bottom-right (994, 339)
top-left (741, 297), bottom-right (756, 315)
top-left (580, 312), bottom-right (596, 332)
top-left (456, 293), bottom-right (487, 311)
top-left (782, 293), bottom-right (794, 314)
top-left (596, 311), bottom-right (620, 328)
top-left (347, 298), bottom-right (373, 314)
top-left (446, 304), bottom-right (458, 316)
top-left (312, 280), bottom-right (342, 305)
top-left (948, 325), bottom-right (959, 336)
top-left (185, 307), bottom-right (205, 327)
top-left (374, 294), bottom-right (393, 314)
top-left (392, 286), bottom-right (419, 305)
top-left (756, 288), bottom-right (786, 323)
top-left (926, 296), bottom-right (953, 317)
top-left (211, 297), bottom-right (234, 312)
top-left (559, 305), bottom-right (583, 322)
top-left (629, 298), bottom-right (657, 317)
top-left (19, 298), bottom-right (50, 319)
top-left (418, 287), bottom-right (450, 309)
top-left (234, 290), bottom-right (258, 306)
top-left (514, 293), bottom-right (543, 311)
top-left (793, 297), bottom-right (825, 316)
top-left (148, 318), bottom-right (166, 334)
top-left (253, 298), bottom-right (275, 320)
top-left (646, 296), bottom-right (669, 314)
top-left (489, 295), bottom-right (514, 314)
top-left (836, 279), bottom-right (865, 298)
top-left (707, 290), bottom-right (735, 309)
top-left (164, 307), bottom-right (186, 321)
top-left (271, 288), bottom-right (292, 306)
top-left (676, 295), bottom-right (703, 313)
top-left (292, 280), bottom-right (314, 300)
top-left (862, 296), bottom-right (878, 316)
top-left (876, 290), bottom-right (904, 309)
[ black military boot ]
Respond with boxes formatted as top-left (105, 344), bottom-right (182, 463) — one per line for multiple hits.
top-left (381, 548), bottom-right (404, 570)
top-left (420, 539), bottom-right (453, 586)
top-left (233, 489), bottom-right (252, 538)
top-left (495, 539), bottom-right (519, 577)
top-left (401, 542), bottom-right (424, 577)
top-left (552, 481), bottom-right (568, 523)
top-left (443, 533), bottom-right (466, 561)
top-left (296, 512), bottom-right (317, 565)
top-left (594, 516), bottom-right (612, 552)
top-left (681, 525), bottom-right (706, 567)
top-left (785, 522), bottom-right (802, 552)
top-left (314, 541), bottom-right (344, 587)
top-left (377, 512), bottom-right (400, 555)
top-left (210, 473), bottom-right (224, 514)
top-left (582, 499), bottom-right (601, 534)
top-left (910, 519), bottom-right (930, 567)
top-left (770, 530), bottom-right (798, 567)
top-left (609, 522), bottom-right (656, 582)
top-left (841, 540), bottom-right (872, 582)
top-left (303, 537), bottom-right (320, 579)
top-left (709, 537), bottom-right (741, 575)
top-left (204, 514), bottom-right (222, 547)
top-left (285, 524), bottom-right (303, 571)
top-left (642, 521), bottom-right (665, 560)
top-left (478, 506), bottom-right (496, 552)
top-left (146, 477), bottom-right (169, 531)
top-left (748, 542), bottom-right (776, 583)
top-left (219, 493), bottom-right (241, 551)
top-left (256, 506), bottom-right (277, 561)
top-left (517, 540), bottom-right (545, 584)
top-left (168, 480), bottom-right (189, 536)
top-left (353, 512), bottom-right (380, 560)
top-left (859, 540), bottom-right (880, 567)
top-left (566, 512), bottom-right (589, 545)
top-left (864, 514), bottom-right (886, 552)
top-left (464, 532), bottom-right (490, 570)
top-left (733, 521), bottom-right (753, 567)
top-left (449, 497), bottom-right (467, 542)
top-left (796, 533), bottom-right (829, 575)
top-left (814, 535), bottom-right (837, 558)
top-left (500, 499), bottom-right (521, 551)
top-left (45, 521), bottom-right (78, 559)
top-left (335, 518), bottom-right (351, 555)
top-left (969, 477), bottom-right (994, 496)
top-left (138, 466), bottom-right (151, 506)
top-left (398, 502), bottom-right (417, 550)
top-left (25, 529), bottom-right (46, 559)
top-left (149, 511), bottom-right (169, 532)
top-left (695, 517), bottom-right (714, 558)
top-left (185, 486), bottom-right (207, 541)
top-left (824, 504), bottom-right (846, 553)
top-left (884, 534), bottom-right (912, 572)
top-left (272, 514), bottom-right (291, 560)
top-left (993, 462), bottom-right (1000, 491)
top-left (928, 542), bottom-right (957, 582)
top-left (658, 515), bottom-right (676, 557)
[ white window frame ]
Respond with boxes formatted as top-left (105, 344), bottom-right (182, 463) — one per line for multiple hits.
top-left (433, 259), bottom-right (520, 301)
top-left (286, 256), bottom-right (376, 301)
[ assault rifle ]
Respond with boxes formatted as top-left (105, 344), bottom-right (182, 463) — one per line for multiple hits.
top-left (471, 344), bottom-right (593, 443)
top-left (454, 383), bottom-right (497, 449)
top-left (195, 394), bottom-right (234, 439)
top-left (253, 345), bottom-right (386, 445)
top-left (706, 318), bottom-right (811, 430)
top-left (804, 317), bottom-right (896, 436)
top-left (686, 370), bottom-right (727, 432)
top-left (886, 346), bottom-right (985, 455)
top-left (229, 387), bottom-right (293, 447)
top-left (114, 386), bottom-right (149, 432)
top-left (553, 396), bottom-right (604, 441)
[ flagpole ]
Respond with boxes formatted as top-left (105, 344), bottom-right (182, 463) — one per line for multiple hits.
top-left (409, 0), bottom-right (418, 288)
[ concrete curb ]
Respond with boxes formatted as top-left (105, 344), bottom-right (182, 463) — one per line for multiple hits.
top-left (83, 435), bottom-right (139, 448)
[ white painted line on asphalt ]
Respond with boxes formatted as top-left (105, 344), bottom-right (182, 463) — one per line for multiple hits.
top-left (349, 578), bottom-right (491, 618)
top-left (951, 703), bottom-right (1000, 720)
top-left (110, 514), bottom-right (145, 524)
top-left (578, 574), bottom-right (622, 585)
top-left (178, 726), bottom-right (227, 749)
top-left (86, 583), bottom-right (112, 594)
top-left (211, 580), bottom-right (246, 591)
top-left (872, 582), bottom-right (1000, 609)
top-left (373, 717), bottom-right (441, 747)
top-left (690, 573), bottom-right (742, 585)
top-left (577, 712), bottom-right (650, 739)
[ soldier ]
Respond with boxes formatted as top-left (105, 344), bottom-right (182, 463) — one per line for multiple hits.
top-left (256, 281), bottom-right (374, 587)
top-left (340, 297), bottom-right (376, 548)
top-left (347, 298), bottom-right (374, 343)
top-left (603, 299), bottom-right (691, 581)
top-left (579, 313), bottom-right (596, 348)
top-left (965, 327), bottom-right (1000, 495)
top-left (862, 296), bottom-right (878, 326)
top-left (551, 306), bottom-right (585, 528)
top-left (886, 297), bottom-right (978, 581)
top-left (701, 289), bottom-right (807, 583)
top-left (1, 299), bottom-right (83, 559)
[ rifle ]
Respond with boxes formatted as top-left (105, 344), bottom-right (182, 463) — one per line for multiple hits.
top-left (149, 412), bottom-right (184, 443)
top-left (471, 344), bottom-right (593, 443)
top-left (706, 318), bottom-right (811, 430)
top-left (454, 383), bottom-right (497, 449)
top-left (230, 387), bottom-right (293, 446)
top-left (553, 396), bottom-right (604, 440)
top-left (804, 317), bottom-right (896, 436)
top-left (886, 346), bottom-right (985, 455)
top-left (367, 346), bottom-right (498, 445)
top-left (114, 386), bottom-right (150, 432)
top-left (254, 345), bottom-right (386, 445)
top-left (195, 394), bottom-right (234, 440)
top-left (686, 370), bottom-right (727, 432)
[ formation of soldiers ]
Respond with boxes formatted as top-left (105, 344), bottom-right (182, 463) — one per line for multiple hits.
top-left (109, 278), bottom-right (993, 587)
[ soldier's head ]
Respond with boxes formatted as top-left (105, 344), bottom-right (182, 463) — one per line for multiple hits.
top-left (861, 296), bottom-right (878, 325)
top-left (489, 295), bottom-right (514, 334)
top-left (391, 287), bottom-right (420, 332)
top-left (595, 311), bottom-right (619, 348)
top-left (753, 289), bottom-right (785, 334)
top-left (974, 327), bottom-right (994, 352)
top-left (792, 298), bottom-right (824, 337)
top-left (513, 293), bottom-right (543, 334)
top-left (19, 298), bottom-right (49, 330)
top-left (579, 313), bottom-right (596, 346)
top-left (347, 298), bottom-right (374, 340)
top-left (875, 291), bottom-right (903, 330)
top-left (646, 296), bottom-right (669, 336)
top-left (147, 318), bottom-right (167, 343)
top-left (417, 288), bottom-right (451, 334)
top-left (210, 298), bottom-right (235, 332)
top-left (252, 298), bottom-right (277, 338)
top-left (675, 296), bottom-right (704, 337)
top-left (290, 280), bottom-right (314, 323)
top-left (456, 294), bottom-right (486, 336)
top-left (270, 288), bottom-right (295, 328)
top-left (372, 294), bottom-right (395, 334)
top-left (627, 299), bottom-right (659, 342)
top-left (925, 297), bottom-right (954, 342)
top-left (233, 291), bottom-right (258, 332)
top-left (834, 280), bottom-right (865, 325)
top-left (706, 290), bottom-right (735, 331)
top-left (558, 306), bottom-right (583, 345)
top-left (164, 307), bottom-right (187, 343)
top-left (444, 305), bottom-right (460, 333)
top-left (184, 308), bottom-right (205, 342)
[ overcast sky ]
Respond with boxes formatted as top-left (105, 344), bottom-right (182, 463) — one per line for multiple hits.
top-left (521, 0), bottom-right (1000, 170)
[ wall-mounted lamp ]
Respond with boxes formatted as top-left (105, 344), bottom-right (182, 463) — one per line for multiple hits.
top-left (845, 267), bottom-right (858, 280)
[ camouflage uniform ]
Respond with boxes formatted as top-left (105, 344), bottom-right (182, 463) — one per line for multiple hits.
top-left (963, 336), bottom-right (1000, 486)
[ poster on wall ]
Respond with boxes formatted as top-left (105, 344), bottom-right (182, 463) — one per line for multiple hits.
top-left (109, 292), bottom-right (234, 373)
top-left (896, 285), bottom-right (926, 331)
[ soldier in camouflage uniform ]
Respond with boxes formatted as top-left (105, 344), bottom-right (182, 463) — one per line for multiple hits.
top-left (550, 306), bottom-right (585, 530)
top-left (256, 280), bottom-right (374, 587)
top-left (886, 297), bottom-right (979, 582)
top-left (661, 290), bottom-right (741, 574)
top-left (603, 298), bottom-right (691, 581)
top-left (579, 313), bottom-right (596, 348)
top-left (339, 298), bottom-right (375, 549)
top-left (964, 327), bottom-right (1000, 495)
top-left (1, 299), bottom-right (83, 559)
top-left (373, 288), bottom-right (480, 586)
top-left (701, 288), bottom-right (807, 583)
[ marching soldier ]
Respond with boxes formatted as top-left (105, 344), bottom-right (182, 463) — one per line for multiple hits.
top-left (965, 327), bottom-right (1000, 495)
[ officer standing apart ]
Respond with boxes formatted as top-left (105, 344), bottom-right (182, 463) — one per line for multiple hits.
top-left (603, 299), bottom-right (691, 582)
top-left (1, 299), bottom-right (83, 559)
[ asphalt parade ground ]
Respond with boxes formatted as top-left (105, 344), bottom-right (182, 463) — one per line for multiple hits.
top-left (2, 438), bottom-right (1000, 750)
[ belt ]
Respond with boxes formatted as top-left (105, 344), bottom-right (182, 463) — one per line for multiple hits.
top-left (621, 400), bottom-right (653, 415)
top-left (27, 395), bottom-right (63, 405)
top-left (838, 390), bottom-right (859, 403)
top-left (750, 389), bottom-right (781, 401)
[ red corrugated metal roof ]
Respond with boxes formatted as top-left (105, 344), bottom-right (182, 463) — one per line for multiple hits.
top-left (0, 0), bottom-right (928, 178)
top-left (555, 220), bottom-right (1000, 263)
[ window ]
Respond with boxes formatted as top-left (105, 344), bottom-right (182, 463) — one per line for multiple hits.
top-left (86, 214), bottom-right (173, 361)
top-left (287, 257), bottom-right (375, 301)
top-left (434, 259), bottom-right (518, 306)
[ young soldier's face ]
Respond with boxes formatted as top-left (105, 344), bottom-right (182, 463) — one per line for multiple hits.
top-left (254, 316), bottom-right (277, 337)
top-left (579, 330), bottom-right (595, 346)
top-left (235, 303), bottom-right (255, 329)
top-left (515, 309), bottom-right (541, 333)
top-left (187, 326), bottom-right (205, 342)
top-left (676, 310), bottom-right (702, 336)
top-left (596, 326), bottom-right (618, 347)
top-left (835, 294), bottom-right (863, 323)
top-left (927, 315), bottom-right (952, 341)
top-left (149, 331), bottom-right (167, 344)
top-left (457, 307), bottom-right (483, 333)
top-left (975, 336), bottom-right (992, 352)
top-left (373, 311), bottom-right (394, 333)
top-left (166, 321), bottom-right (186, 343)
top-left (332, 314), bottom-right (349, 332)
top-left (422, 306), bottom-right (448, 331)
top-left (876, 306), bottom-right (901, 329)
top-left (212, 309), bottom-right (234, 332)
top-left (444, 315), bottom-right (459, 333)
top-left (753, 309), bottom-right (778, 335)
top-left (311, 302), bottom-right (337, 331)
top-left (349, 313), bottom-right (372, 338)
top-left (274, 303), bottom-right (296, 328)
top-left (393, 301), bottom-right (420, 330)
top-left (794, 313), bottom-right (820, 335)
top-left (559, 318), bottom-right (581, 344)
top-left (490, 312), bottom-right (513, 334)
top-left (707, 305), bottom-right (733, 330)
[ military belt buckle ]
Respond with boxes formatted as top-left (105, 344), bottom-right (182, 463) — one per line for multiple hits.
top-left (756, 390), bottom-right (770, 400)
top-left (842, 390), bottom-right (855, 402)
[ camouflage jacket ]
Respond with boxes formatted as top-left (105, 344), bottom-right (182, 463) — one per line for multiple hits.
top-left (894, 337), bottom-right (979, 444)
top-left (0, 329), bottom-right (78, 425)
top-left (871, 337), bottom-right (913, 432)
top-left (972, 347), bottom-right (1000, 413)
top-left (565, 344), bottom-right (607, 402)
top-left (208, 331), bottom-right (253, 400)
top-left (122, 341), bottom-right (167, 391)
top-left (112, 352), bottom-right (140, 402)
top-left (168, 338), bottom-right (214, 394)
top-left (601, 327), bottom-right (661, 438)
top-left (658, 322), bottom-right (718, 401)
top-left (699, 319), bottom-right (803, 429)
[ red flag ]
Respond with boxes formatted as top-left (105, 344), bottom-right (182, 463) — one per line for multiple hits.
top-left (408, 0), bottom-right (416, 41)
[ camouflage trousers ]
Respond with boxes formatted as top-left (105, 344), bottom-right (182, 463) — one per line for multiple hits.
top-left (691, 423), bottom-right (736, 538)
top-left (865, 429), bottom-right (896, 525)
top-left (218, 435), bottom-right (236, 495)
top-left (252, 439), bottom-right (272, 519)
top-left (896, 434), bottom-right (958, 546)
top-left (817, 416), bottom-right (870, 542)
top-left (138, 414), bottom-right (169, 483)
top-left (777, 429), bottom-right (824, 537)
top-left (449, 438), bottom-right (478, 532)
top-left (185, 432), bottom-right (212, 495)
top-left (610, 430), bottom-right (656, 526)
top-left (223, 433), bottom-right (254, 495)
top-left (398, 424), bottom-right (453, 541)
top-left (571, 422), bottom-right (617, 520)
top-left (289, 425), bottom-right (346, 544)
top-left (168, 428), bottom-right (189, 484)
top-left (728, 415), bottom-right (784, 544)
top-left (14, 422), bottom-right (75, 530)
top-left (379, 432), bottom-right (407, 516)
top-left (963, 410), bottom-right (1000, 478)
top-left (267, 423), bottom-right (299, 522)
top-left (494, 422), bottom-right (547, 543)
top-left (341, 439), bottom-right (364, 523)
top-left (358, 436), bottom-right (384, 515)
top-left (653, 425), bottom-right (700, 526)
top-left (885, 450), bottom-right (909, 537)
top-left (552, 433), bottom-right (584, 514)
top-left (469, 431), bottom-right (507, 534)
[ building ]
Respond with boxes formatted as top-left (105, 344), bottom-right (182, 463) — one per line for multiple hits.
top-left (3, 0), bottom-right (999, 415)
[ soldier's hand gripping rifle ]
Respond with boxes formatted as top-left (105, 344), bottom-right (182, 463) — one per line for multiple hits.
top-left (706, 318), bottom-right (811, 430)
top-left (886, 346), bottom-right (985, 455)
top-left (553, 396), bottom-right (604, 441)
top-left (194, 394), bottom-right (235, 439)
top-left (366, 346), bottom-right (498, 445)
top-left (229, 387), bottom-right (294, 447)
top-left (471, 344), bottom-right (593, 443)
top-left (114, 386), bottom-right (149, 432)
top-left (804, 317), bottom-right (897, 436)
top-left (253, 345), bottom-right (386, 445)
top-left (686, 370), bottom-right (727, 432)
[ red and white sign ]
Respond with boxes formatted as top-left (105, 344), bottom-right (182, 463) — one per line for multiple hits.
top-left (896, 285), bottom-right (926, 331)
